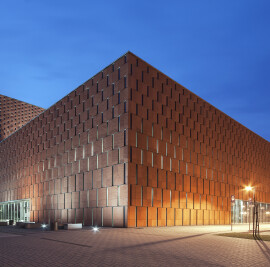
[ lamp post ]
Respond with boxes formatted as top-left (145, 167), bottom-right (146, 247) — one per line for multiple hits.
top-left (248, 197), bottom-right (252, 231)
top-left (231, 195), bottom-right (235, 231)
top-left (245, 186), bottom-right (255, 236)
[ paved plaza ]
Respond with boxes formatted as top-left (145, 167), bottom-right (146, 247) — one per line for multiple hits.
top-left (1, 224), bottom-right (270, 266)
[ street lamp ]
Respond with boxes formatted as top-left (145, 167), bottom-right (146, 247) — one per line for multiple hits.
top-left (245, 186), bottom-right (257, 236)
top-left (245, 186), bottom-right (252, 192)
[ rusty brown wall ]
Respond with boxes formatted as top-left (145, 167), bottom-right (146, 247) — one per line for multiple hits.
top-left (127, 52), bottom-right (270, 227)
top-left (0, 55), bottom-right (129, 226)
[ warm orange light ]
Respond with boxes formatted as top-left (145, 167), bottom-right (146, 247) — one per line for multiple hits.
top-left (245, 186), bottom-right (253, 192)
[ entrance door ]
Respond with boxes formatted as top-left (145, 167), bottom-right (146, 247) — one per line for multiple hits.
top-left (0, 199), bottom-right (30, 222)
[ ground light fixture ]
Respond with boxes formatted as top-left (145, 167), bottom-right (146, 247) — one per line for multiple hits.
top-left (92, 226), bottom-right (99, 232)
top-left (41, 224), bottom-right (47, 229)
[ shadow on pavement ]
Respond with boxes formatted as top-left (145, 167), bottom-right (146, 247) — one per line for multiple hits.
top-left (106, 232), bottom-right (210, 251)
top-left (255, 235), bottom-right (270, 263)
top-left (41, 237), bottom-right (93, 248)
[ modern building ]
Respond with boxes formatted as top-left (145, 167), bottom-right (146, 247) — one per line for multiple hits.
top-left (0, 52), bottom-right (269, 227)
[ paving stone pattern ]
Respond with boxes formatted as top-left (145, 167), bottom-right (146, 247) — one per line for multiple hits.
top-left (1, 225), bottom-right (270, 266)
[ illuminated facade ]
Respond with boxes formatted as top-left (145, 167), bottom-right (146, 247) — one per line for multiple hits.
top-left (0, 52), bottom-right (269, 227)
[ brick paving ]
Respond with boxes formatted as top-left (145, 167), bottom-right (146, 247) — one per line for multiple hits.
top-left (1, 225), bottom-right (270, 266)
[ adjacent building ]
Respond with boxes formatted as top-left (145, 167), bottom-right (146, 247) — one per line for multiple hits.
top-left (0, 94), bottom-right (44, 141)
top-left (0, 52), bottom-right (269, 227)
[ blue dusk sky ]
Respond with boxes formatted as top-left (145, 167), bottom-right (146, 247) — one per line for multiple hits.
top-left (0, 0), bottom-right (269, 141)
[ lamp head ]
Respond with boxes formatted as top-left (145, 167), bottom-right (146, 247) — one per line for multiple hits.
top-left (245, 186), bottom-right (252, 192)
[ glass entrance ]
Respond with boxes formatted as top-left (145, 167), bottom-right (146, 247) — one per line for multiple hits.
top-left (0, 199), bottom-right (30, 222)
top-left (232, 199), bottom-right (270, 224)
